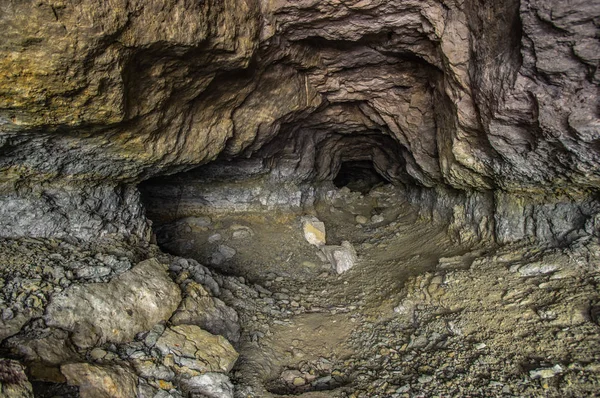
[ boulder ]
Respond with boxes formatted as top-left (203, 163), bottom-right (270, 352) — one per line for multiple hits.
top-left (45, 259), bottom-right (181, 348)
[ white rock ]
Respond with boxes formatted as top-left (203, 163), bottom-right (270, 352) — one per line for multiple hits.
top-left (321, 241), bottom-right (357, 274)
top-left (208, 233), bottom-right (222, 243)
top-left (355, 215), bottom-right (368, 224)
top-left (371, 214), bottom-right (385, 223)
top-left (529, 364), bottom-right (563, 379)
top-left (518, 261), bottom-right (561, 276)
top-left (301, 216), bottom-right (326, 247)
top-left (180, 373), bottom-right (234, 398)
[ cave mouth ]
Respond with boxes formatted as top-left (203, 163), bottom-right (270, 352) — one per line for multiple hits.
top-left (332, 160), bottom-right (389, 194)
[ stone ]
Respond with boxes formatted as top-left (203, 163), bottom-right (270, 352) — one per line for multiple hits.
top-left (218, 245), bottom-right (237, 259)
top-left (518, 262), bottom-right (561, 277)
top-left (74, 265), bottom-right (112, 279)
top-left (301, 216), bottom-right (327, 247)
top-left (89, 348), bottom-right (107, 361)
top-left (0, 359), bottom-right (34, 398)
top-left (61, 363), bottom-right (137, 398)
top-left (355, 215), bottom-right (368, 224)
top-left (170, 282), bottom-right (241, 343)
top-left (45, 259), bottom-right (181, 348)
top-left (155, 325), bottom-right (238, 375)
top-left (529, 365), bottom-right (564, 379)
top-left (321, 241), bottom-right (357, 274)
top-left (231, 225), bottom-right (254, 240)
top-left (370, 214), bottom-right (385, 224)
top-left (180, 373), bottom-right (234, 398)
top-left (208, 233), bottom-right (223, 243)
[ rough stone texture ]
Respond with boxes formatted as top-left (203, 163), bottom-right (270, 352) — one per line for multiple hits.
top-left (1, 1), bottom-right (597, 210)
top-left (0, 359), bottom-right (34, 398)
top-left (180, 373), bottom-right (234, 398)
top-left (321, 241), bottom-right (358, 274)
top-left (0, 184), bottom-right (150, 241)
top-left (301, 216), bottom-right (327, 247)
top-left (45, 258), bottom-right (181, 348)
top-left (170, 282), bottom-right (241, 344)
top-left (61, 363), bottom-right (137, 398)
top-left (155, 325), bottom-right (239, 375)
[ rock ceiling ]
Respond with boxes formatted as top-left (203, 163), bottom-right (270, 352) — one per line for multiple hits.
top-left (0, 0), bottom-right (598, 192)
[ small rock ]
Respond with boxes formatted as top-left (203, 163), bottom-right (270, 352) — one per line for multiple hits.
top-left (355, 215), bottom-right (368, 224)
top-left (518, 262), bottom-right (561, 277)
top-left (232, 230), bottom-right (252, 239)
top-left (321, 241), bottom-right (357, 274)
top-left (75, 266), bottom-right (112, 279)
top-left (475, 343), bottom-right (487, 350)
top-left (371, 214), bottom-right (385, 223)
top-left (396, 385), bottom-right (411, 393)
top-left (418, 375), bottom-right (433, 383)
top-left (231, 225), bottom-right (254, 240)
top-left (530, 364), bottom-right (563, 379)
top-left (301, 216), bottom-right (326, 247)
top-left (89, 348), bottom-right (107, 361)
top-left (293, 377), bottom-right (306, 386)
top-left (218, 245), bottom-right (236, 259)
top-left (155, 325), bottom-right (238, 375)
top-left (208, 233), bottom-right (222, 243)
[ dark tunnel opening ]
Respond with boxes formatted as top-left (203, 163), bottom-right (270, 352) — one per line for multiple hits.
top-left (332, 160), bottom-right (389, 194)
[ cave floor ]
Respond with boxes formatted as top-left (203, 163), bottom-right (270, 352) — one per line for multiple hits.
top-left (154, 186), bottom-right (600, 397)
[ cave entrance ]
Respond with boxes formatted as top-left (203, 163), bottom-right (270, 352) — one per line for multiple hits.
top-left (333, 160), bottom-right (388, 194)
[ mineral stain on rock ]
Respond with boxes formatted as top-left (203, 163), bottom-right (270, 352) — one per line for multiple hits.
top-left (0, 0), bottom-right (599, 397)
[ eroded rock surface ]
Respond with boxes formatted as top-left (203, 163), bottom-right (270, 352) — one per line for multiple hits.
top-left (45, 258), bottom-right (181, 348)
top-left (0, 0), bottom-right (599, 397)
top-left (61, 363), bottom-right (137, 398)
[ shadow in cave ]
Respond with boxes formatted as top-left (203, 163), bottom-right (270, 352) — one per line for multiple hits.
top-left (333, 160), bottom-right (389, 194)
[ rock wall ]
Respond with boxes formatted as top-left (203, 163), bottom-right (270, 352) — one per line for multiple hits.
top-left (1, 0), bottom-right (599, 243)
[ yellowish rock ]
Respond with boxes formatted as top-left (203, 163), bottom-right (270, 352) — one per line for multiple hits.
top-left (155, 325), bottom-right (238, 375)
top-left (61, 363), bottom-right (137, 398)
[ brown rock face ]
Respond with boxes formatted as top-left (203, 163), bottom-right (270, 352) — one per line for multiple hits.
top-left (1, 0), bottom-right (597, 186)
top-left (61, 363), bottom-right (137, 398)
top-left (0, 1), bottom-right (598, 241)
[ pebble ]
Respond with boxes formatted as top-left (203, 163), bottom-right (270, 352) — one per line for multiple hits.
top-left (355, 215), bottom-right (368, 224)
top-left (208, 233), bottom-right (222, 243)
top-left (530, 364), bottom-right (563, 379)
top-left (371, 214), bottom-right (385, 223)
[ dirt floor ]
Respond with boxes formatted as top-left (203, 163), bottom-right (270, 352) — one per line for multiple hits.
top-left (153, 185), bottom-right (600, 397)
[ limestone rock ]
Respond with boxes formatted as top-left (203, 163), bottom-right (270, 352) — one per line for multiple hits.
top-left (180, 373), bottom-right (234, 398)
top-left (301, 216), bottom-right (327, 247)
top-left (45, 259), bottom-right (181, 348)
top-left (61, 363), bottom-right (137, 398)
top-left (155, 325), bottom-right (238, 376)
top-left (321, 241), bottom-right (357, 274)
top-left (170, 282), bottom-right (241, 344)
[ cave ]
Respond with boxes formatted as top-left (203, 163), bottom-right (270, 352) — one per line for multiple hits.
top-left (332, 161), bottom-right (389, 193)
top-left (1, 1), bottom-right (600, 397)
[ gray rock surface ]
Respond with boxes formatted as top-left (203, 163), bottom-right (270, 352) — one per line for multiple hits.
top-left (45, 259), bottom-right (181, 348)
top-left (321, 241), bottom-right (358, 274)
